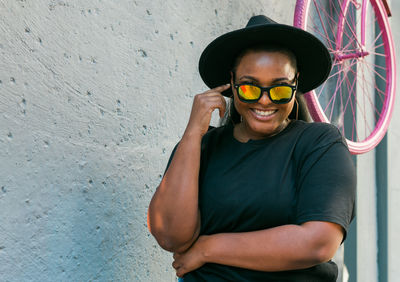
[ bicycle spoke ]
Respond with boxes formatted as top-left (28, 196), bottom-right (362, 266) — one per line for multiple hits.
top-left (307, 24), bottom-right (337, 50)
top-left (363, 59), bottom-right (386, 71)
top-left (356, 65), bottom-right (384, 126)
top-left (321, 59), bottom-right (357, 112)
top-left (324, 0), bottom-right (359, 50)
top-left (345, 75), bottom-right (363, 141)
top-left (316, 78), bottom-right (330, 99)
top-left (356, 104), bottom-right (374, 140)
top-left (341, 71), bottom-right (357, 117)
top-left (363, 60), bottom-right (387, 82)
top-left (362, 61), bottom-right (388, 90)
top-left (340, 38), bottom-right (361, 56)
top-left (348, 87), bottom-right (359, 141)
top-left (312, 0), bottom-right (340, 44)
top-left (370, 42), bottom-right (385, 52)
top-left (367, 51), bottom-right (386, 57)
top-left (370, 30), bottom-right (384, 48)
top-left (323, 61), bottom-right (354, 114)
top-left (307, 19), bottom-right (337, 50)
top-left (340, 5), bottom-right (364, 50)
top-left (359, 64), bottom-right (378, 121)
top-left (324, 61), bottom-right (354, 83)
top-left (346, 63), bottom-right (383, 118)
top-left (359, 63), bottom-right (387, 106)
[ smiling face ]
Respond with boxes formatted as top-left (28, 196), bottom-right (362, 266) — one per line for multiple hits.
top-left (231, 50), bottom-right (298, 140)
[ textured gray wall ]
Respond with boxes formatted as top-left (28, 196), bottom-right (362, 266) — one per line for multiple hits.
top-left (0, 1), bottom-right (297, 281)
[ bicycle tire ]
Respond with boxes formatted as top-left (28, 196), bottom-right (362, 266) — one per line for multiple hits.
top-left (294, 0), bottom-right (396, 154)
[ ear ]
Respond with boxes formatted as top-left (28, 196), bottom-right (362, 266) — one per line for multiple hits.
top-left (230, 71), bottom-right (235, 90)
top-left (295, 72), bottom-right (300, 94)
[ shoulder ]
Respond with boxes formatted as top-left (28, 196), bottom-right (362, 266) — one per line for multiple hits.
top-left (292, 120), bottom-right (342, 137)
top-left (199, 124), bottom-right (233, 157)
top-left (291, 120), bottom-right (346, 147)
top-left (201, 124), bottom-right (229, 144)
top-left (287, 121), bottom-right (350, 165)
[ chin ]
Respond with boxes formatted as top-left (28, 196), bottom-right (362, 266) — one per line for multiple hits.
top-left (247, 121), bottom-right (281, 137)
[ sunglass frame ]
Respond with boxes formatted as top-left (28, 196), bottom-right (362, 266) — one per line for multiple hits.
top-left (233, 81), bottom-right (298, 104)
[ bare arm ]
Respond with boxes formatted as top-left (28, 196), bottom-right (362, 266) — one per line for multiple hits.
top-left (172, 221), bottom-right (343, 276)
top-left (148, 132), bottom-right (202, 253)
top-left (147, 84), bottom-right (229, 253)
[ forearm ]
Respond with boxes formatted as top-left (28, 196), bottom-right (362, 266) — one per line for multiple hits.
top-left (201, 222), bottom-right (341, 272)
top-left (148, 132), bottom-right (202, 252)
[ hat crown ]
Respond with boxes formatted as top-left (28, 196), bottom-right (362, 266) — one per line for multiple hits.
top-left (245, 15), bottom-right (277, 28)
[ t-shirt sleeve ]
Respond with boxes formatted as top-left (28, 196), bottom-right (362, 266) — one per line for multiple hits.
top-left (163, 142), bottom-right (179, 175)
top-left (162, 126), bottom-right (216, 175)
top-left (294, 124), bottom-right (356, 240)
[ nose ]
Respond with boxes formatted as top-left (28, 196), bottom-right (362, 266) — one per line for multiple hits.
top-left (257, 89), bottom-right (273, 105)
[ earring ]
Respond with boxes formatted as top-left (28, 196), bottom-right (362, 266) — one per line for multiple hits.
top-left (295, 98), bottom-right (299, 120)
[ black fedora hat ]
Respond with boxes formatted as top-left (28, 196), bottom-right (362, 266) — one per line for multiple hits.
top-left (198, 15), bottom-right (332, 96)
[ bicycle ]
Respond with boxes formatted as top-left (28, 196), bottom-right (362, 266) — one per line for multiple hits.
top-left (294, 0), bottom-right (396, 154)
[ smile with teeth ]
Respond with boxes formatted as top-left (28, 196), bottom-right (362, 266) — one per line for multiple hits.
top-left (252, 109), bottom-right (277, 116)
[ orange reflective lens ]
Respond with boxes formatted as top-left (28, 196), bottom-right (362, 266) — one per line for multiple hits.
top-left (238, 85), bottom-right (261, 100)
top-left (270, 86), bottom-right (293, 101)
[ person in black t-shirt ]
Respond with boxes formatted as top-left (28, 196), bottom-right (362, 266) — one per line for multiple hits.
top-left (148, 15), bottom-right (356, 282)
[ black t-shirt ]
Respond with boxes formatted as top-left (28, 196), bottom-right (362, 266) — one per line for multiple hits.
top-left (166, 120), bottom-right (356, 282)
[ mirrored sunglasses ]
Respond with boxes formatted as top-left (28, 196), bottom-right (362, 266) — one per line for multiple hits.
top-left (234, 77), bottom-right (298, 104)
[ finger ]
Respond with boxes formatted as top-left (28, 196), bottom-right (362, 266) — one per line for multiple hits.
top-left (172, 261), bottom-right (179, 269)
top-left (206, 96), bottom-right (226, 118)
top-left (196, 95), bottom-right (226, 119)
top-left (193, 92), bottom-right (222, 105)
top-left (193, 95), bottom-right (226, 111)
top-left (203, 83), bottom-right (231, 94)
top-left (174, 252), bottom-right (183, 258)
top-left (212, 83), bottom-right (231, 92)
top-left (204, 95), bottom-right (227, 106)
top-left (177, 269), bottom-right (184, 278)
top-left (219, 96), bottom-right (227, 118)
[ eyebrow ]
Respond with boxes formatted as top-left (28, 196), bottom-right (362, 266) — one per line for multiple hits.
top-left (238, 75), bottom-right (295, 83)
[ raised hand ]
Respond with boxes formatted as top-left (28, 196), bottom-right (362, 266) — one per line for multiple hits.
top-left (183, 84), bottom-right (230, 138)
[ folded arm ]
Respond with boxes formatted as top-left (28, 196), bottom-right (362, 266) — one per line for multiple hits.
top-left (173, 221), bottom-right (344, 277)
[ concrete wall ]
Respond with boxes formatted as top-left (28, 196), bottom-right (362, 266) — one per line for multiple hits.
top-left (0, 1), bottom-right (298, 281)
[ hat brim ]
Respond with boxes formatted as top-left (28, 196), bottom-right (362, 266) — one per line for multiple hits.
top-left (199, 23), bottom-right (332, 96)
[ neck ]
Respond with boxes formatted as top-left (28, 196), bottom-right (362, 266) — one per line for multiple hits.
top-left (234, 119), bottom-right (290, 142)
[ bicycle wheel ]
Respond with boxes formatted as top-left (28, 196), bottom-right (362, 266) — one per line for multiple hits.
top-left (294, 0), bottom-right (396, 154)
